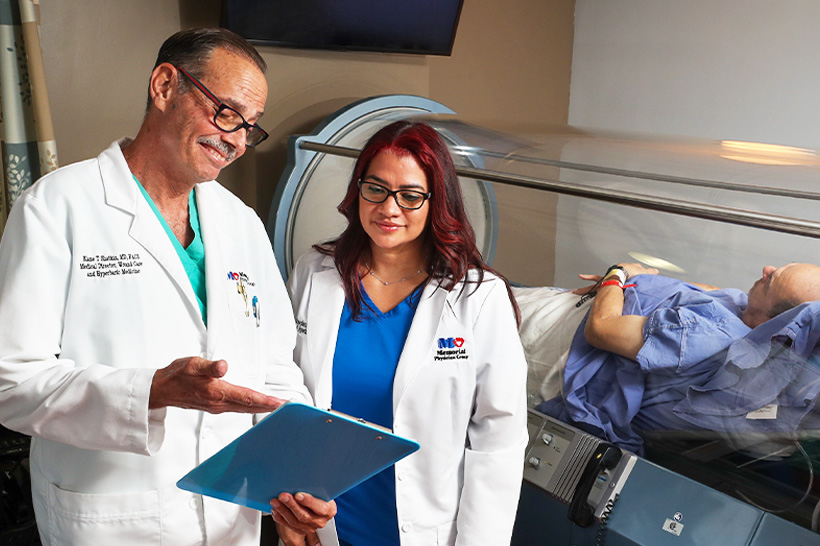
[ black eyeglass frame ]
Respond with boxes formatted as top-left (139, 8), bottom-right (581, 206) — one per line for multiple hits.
top-left (174, 65), bottom-right (269, 148)
top-left (357, 179), bottom-right (432, 210)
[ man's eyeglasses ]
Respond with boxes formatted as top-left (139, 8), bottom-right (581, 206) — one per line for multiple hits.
top-left (175, 65), bottom-right (269, 147)
top-left (358, 180), bottom-right (431, 210)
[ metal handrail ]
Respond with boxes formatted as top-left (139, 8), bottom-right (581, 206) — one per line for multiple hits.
top-left (473, 149), bottom-right (820, 201)
top-left (298, 140), bottom-right (820, 239)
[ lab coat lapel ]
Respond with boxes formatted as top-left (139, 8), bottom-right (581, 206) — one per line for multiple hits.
top-left (99, 141), bottom-right (202, 324)
top-left (195, 184), bottom-right (231, 356)
top-left (309, 265), bottom-right (346, 408)
top-left (393, 282), bottom-right (450, 407)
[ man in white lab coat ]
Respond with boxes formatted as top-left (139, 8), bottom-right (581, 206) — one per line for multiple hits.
top-left (0, 28), bottom-right (334, 545)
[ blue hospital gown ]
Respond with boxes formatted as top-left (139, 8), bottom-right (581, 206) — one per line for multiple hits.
top-left (673, 300), bottom-right (820, 437)
top-left (538, 275), bottom-right (749, 453)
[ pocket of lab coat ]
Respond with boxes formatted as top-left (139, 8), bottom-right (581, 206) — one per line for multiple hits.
top-left (46, 481), bottom-right (161, 545)
top-left (223, 283), bottom-right (266, 386)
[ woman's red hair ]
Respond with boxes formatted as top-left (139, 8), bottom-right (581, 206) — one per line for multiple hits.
top-left (316, 120), bottom-right (519, 321)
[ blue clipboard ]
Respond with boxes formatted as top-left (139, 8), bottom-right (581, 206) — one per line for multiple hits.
top-left (176, 402), bottom-right (420, 512)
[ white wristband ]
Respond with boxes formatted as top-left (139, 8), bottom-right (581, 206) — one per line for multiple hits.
top-left (603, 268), bottom-right (628, 285)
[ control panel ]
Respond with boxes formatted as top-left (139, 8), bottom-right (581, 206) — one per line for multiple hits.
top-left (523, 409), bottom-right (636, 522)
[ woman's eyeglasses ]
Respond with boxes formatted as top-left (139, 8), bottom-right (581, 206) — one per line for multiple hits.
top-left (358, 180), bottom-right (431, 210)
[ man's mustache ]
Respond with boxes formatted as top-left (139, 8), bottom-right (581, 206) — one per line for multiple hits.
top-left (198, 137), bottom-right (237, 162)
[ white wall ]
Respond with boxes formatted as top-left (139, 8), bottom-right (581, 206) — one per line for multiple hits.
top-left (569, 0), bottom-right (820, 148)
top-left (554, 0), bottom-right (820, 290)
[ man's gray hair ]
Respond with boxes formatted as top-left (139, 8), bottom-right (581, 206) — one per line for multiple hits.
top-left (145, 27), bottom-right (266, 110)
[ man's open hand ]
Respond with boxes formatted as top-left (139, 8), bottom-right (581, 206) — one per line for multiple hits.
top-left (149, 356), bottom-right (284, 413)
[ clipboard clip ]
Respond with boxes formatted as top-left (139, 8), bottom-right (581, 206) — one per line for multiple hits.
top-left (326, 408), bottom-right (394, 434)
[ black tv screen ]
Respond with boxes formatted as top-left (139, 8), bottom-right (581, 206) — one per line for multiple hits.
top-left (221, 0), bottom-right (464, 56)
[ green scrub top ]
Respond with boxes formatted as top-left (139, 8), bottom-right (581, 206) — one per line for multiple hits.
top-left (133, 175), bottom-right (207, 324)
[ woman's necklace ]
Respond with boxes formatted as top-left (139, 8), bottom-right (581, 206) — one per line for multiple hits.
top-left (366, 264), bottom-right (423, 286)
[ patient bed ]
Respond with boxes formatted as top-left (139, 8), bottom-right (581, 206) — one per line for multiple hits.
top-left (514, 278), bottom-right (820, 538)
top-left (517, 276), bottom-right (820, 453)
top-left (513, 285), bottom-right (589, 405)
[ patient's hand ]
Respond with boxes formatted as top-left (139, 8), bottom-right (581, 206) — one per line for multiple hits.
top-left (572, 275), bottom-right (602, 295)
top-left (619, 263), bottom-right (659, 278)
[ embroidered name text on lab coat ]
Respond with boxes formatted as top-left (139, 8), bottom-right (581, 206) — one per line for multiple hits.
top-left (79, 253), bottom-right (143, 278)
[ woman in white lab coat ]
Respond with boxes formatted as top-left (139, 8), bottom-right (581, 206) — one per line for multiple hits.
top-left (275, 121), bottom-right (528, 546)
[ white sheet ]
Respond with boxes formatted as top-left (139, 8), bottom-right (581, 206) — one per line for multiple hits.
top-left (512, 286), bottom-right (592, 407)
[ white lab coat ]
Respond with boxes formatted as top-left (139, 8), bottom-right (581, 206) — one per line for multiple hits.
top-left (0, 140), bottom-right (311, 546)
top-left (288, 250), bottom-right (528, 546)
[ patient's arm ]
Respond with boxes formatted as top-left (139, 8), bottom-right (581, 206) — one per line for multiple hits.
top-left (583, 263), bottom-right (658, 360)
top-left (690, 282), bottom-right (721, 291)
top-left (585, 284), bottom-right (647, 360)
top-left (573, 263), bottom-right (661, 294)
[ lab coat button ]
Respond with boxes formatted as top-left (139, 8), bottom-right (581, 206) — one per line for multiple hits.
top-left (396, 471), bottom-right (405, 481)
top-left (201, 426), bottom-right (211, 439)
top-left (188, 497), bottom-right (200, 510)
top-left (400, 523), bottom-right (413, 533)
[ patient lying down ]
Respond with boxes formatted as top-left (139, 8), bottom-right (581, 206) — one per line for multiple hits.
top-left (517, 263), bottom-right (820, 454)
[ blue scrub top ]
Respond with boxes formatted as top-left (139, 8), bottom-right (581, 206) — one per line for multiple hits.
top-left (332, 284), bottom-right (422, 546)
top-left (133, 176), bottom-right (207, 324)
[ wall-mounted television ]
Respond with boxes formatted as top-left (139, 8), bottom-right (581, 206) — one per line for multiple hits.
top-left (220, 0), bottom-right (464, 56)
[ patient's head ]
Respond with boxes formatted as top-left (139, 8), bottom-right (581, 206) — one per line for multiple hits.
top-left (742, 263), bottom-right (820, 328)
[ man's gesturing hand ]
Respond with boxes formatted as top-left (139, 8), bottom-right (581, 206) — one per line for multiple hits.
top-left (149, 356), bottom-right (284, 414)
